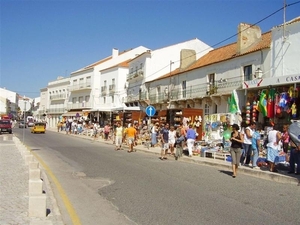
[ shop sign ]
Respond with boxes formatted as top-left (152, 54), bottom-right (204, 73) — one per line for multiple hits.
top-left (243, 74), bottom-right (300, 89)
top-left (243, 79), bottom-right (264, 89)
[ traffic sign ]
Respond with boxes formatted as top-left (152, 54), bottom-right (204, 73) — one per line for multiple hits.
top-left (145, 105), bottom-right (156, 117)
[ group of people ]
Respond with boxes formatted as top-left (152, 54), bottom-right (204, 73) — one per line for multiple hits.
top-left (229, 121), bottom-right (300, 178)
top-left (150, 122), bottom-right (198, 160)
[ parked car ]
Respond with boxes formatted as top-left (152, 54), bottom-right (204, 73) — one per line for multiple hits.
top-left (31, 122), bottom-right (46, 134)
top-left (0, 119), bottom-right (12, 134)
top-left (19, 121), bottom-right (27, 128)
top-left (27, 121), bottom-right (35, 127)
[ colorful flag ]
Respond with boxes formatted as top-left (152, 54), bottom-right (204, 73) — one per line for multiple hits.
top-left (228, 90), bottom-right (240, 114)
top-left (267, 88), bottom-right (275, 118)
top-left (258, 90), bottom-right (267, 117)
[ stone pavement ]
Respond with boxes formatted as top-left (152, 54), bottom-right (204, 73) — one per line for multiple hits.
top-left (50, 127), bottom-right (300, 185)
top-left (0, 134), bottom-right (64, 225)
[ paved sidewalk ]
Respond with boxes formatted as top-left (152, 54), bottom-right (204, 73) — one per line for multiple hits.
top-left (50, 127), bottom-right (300, 185)
top-left (0, 134), bottom-right (63, 225)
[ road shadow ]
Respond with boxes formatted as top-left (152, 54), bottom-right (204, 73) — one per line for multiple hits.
top-left (218, 170), bottom-right (233, 177)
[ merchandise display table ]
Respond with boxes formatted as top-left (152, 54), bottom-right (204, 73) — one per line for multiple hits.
top-left (203, 149), bottom-right (231, 161)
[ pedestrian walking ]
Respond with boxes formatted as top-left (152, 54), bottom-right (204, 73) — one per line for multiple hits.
top-left (125, 124), bottom-right (137, 153)
top-left (251, 123), bottom-right (262, 169)
top-left (115, 122), bottom-right (124, 150)
top-left (159, 123), bottom-right (169, 160)
top-left (229, 124), bottom-right (244, 178)
top-left (186, 124), bottom-right (196, 157)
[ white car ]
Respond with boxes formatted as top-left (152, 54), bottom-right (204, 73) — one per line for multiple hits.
top-left (27, 121), bottom-right (35, 127)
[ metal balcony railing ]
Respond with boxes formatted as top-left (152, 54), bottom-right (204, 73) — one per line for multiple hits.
top-left (127, 69), bottom-right (144, 81)
top-left (137, 79), bottom-right (243, 104)
top-left (50, 94), bottom-right (67, 101)
top-left (69, 82), bottom-right (92, 92)
top-left (67, 102), bottom-right (92, 110)
top-left (46, 108), bottom-right (66, 114)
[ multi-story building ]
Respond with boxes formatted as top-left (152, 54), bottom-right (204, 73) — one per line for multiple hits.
top-left (68, 46), bottom-right (150, 124)
top-left (125, 38), bottom-right (213, 110)
top-left (46, 76), bottom-right (70, 127)
top-left (37, 87), bottom-right (48, 122)
top-left (137, 24), bottom-right (270, 126)
top-left (0, 87), bottom-right (19, 119)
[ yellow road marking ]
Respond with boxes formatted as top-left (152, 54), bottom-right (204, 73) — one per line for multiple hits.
top-left (29, 147), bottom-right (82, 225)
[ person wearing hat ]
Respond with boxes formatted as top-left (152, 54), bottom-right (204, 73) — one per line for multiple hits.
top-left (230, 124), bottom-right (244, 178)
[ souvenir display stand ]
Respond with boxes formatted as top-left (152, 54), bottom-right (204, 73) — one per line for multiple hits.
top-left (122, 111), bottom-right (145, 126)
top-left (167, 108), bottom-right (203, 140)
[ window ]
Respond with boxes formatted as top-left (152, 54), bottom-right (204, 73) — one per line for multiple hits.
top-left (112, 78), bottom-right (115, 85)
top-left (140, 63), bottom-right (143, 69)
top-left (72, 97), bottom-right (77, 103)
top-left (112, 96), bottom-right (114, 103)
top-left (103, 97), bottom-right (106, 104)
top-left (182, 80), bottom-right (186, 98)
top-left (244, 65), bottom-right (252, 81)
top-left (204, 104), bottom-right (210, 115)
top-left (86, 76), bottom-right (91, 86)
top-left (73, 79), bottom-right (77, 85)
top-left (104, 80), bottom-right (107, 86)
top-left (85, 95), bottom-right (90, 102)
top-left (79, 96), bottom-right (83, 103)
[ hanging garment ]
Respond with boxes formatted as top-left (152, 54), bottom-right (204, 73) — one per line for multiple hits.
top-left (267, 89), bottom-right (275, 118)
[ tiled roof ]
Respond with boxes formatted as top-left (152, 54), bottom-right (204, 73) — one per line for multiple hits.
top-left (100, 59), bottom-right (131, 72)
top-left (156, 31), bottom-right (271, 81)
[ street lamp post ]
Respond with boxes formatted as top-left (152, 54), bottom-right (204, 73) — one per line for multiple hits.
top-left (169, 60), bottom-right (174, 126)
top-left (22, 100), bottom-right (27, 143)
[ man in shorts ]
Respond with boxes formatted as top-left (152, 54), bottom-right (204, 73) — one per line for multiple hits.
top-left (160, 123), bottom-right (169, 160)
top-left (125, 124), bottom-right (137, 153)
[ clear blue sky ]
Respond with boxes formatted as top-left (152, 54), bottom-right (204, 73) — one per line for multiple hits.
top-left (1, 0), bottom-right (299, 98)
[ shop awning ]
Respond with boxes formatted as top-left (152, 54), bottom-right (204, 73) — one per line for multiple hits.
top-left (62, 111), bottom-right (83, 117)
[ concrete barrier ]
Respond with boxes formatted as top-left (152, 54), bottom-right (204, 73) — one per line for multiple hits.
top-left (29, 162), bottom-right (39, 170)
top-left (29, 179), bottom-right (43, 196)
top-left (28, 195), bottom-right (47, 217)
top-left (25, 154), bottom-right (34, 164)
top-left (29, 168), bottom-right (41, 180)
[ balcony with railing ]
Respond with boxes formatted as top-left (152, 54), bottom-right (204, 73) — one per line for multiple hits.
top-left (109, 84), bottom-right (115, 95)
top-left (50, 94), bottom-right (67, 101)
top-left (67, 102), bottom-right (92, 110)
top-left (127, 69), bottom-right (144, 81)
top-left (69, 82), bottom-right (92, 92)
top-left (141, 79), bottom-right (243, 104)
top-left (46, 108), bottom-right (66, 114)
top-left (101, 86), bottom-right (107, 96)
top-left (123, 94), bottom-right (140, 103)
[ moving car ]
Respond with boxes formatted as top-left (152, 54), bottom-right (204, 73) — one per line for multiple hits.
top-left (0, 119), bottom-right (12, 134)
top-left (31, 122), bottom-right (46, 134)
top-left (19, 121), bottom-right (27, 128)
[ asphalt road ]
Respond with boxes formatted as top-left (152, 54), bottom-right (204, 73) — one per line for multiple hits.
top-left (14, 128), bottom-right (300, 225)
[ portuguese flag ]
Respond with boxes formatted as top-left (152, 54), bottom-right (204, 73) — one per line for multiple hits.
top-left (267, 88), bottom-right (275, 118)
top-left (258, 90), bottom-right (267, 117)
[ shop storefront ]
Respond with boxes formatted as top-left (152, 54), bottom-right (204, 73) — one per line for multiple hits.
top-left (243, 74), bottom-right (300, 130)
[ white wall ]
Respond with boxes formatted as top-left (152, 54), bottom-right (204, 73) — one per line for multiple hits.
top-left (272, 18), bottom-right (300, 77)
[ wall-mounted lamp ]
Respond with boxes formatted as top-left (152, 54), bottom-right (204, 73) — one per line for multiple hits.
top-left (254, 68), bottom-right (263, 79)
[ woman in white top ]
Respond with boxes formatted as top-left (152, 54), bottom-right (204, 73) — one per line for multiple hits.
top-left (266, 126), bottom-right (281, 172)
top-left (151, 123), bottom-right (159, 147)
top-left (240, 122), bottom-right (256, 165)
top-left (168, 126), bottom-right (177, 155)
